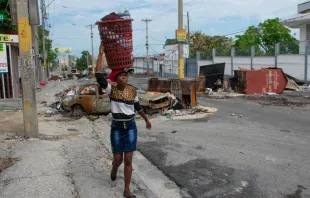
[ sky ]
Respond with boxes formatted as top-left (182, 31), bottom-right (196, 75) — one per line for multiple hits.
top-left (45, 0), bottom-right (306, 58)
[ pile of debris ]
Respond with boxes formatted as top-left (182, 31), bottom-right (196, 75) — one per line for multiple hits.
top-left (198, 64), bottom-right (309, 102)
top-left (138, 90), bottom-right (184, 115)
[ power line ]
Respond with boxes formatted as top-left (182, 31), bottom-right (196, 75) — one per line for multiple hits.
top-left (149, 36), bottom-right (165, 43)
top-left (55, 4), bottom-right (104, 12)
top-left (160, 0), bottom-right (203, 18)
top-left (219, 15), bottom-right (310, 38)
top-left (133, 0), bottom-right (206, 31)
top-left (133, 44), bottom-right (145, 51)
top-left (133, 38), bottom-right (146, 51)
top-left (149, 46), bottom-right (162, 55)
top-left (219, 28), bottom-right (248, 37)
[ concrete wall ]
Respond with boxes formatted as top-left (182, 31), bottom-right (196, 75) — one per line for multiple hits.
top-left (198, 54), bottom-right (310, 81)
top-left (133, 57), bottom-right (177, 76)
top-left (0, 99), bottom-right (22, 110)
top-left (164, 44), bottom-right (189, 60)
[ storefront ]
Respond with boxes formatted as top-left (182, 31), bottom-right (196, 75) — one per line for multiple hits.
top-left (0, 34), bottom-right (20, 99)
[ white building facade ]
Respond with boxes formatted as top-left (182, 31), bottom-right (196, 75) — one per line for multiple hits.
top-left (281, 1), bottom-right (310, 54)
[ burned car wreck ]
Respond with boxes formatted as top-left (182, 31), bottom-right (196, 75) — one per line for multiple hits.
top-left (56, 80), bottom-right (182, 116)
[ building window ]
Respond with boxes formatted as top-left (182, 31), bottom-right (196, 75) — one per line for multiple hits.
top-left (306, 24), bottom-right (310, 40)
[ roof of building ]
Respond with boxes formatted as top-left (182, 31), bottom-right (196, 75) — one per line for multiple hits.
top-left (280, 13), bottom-right (310, 27)
top-left (298, 1), bottom-right (310, 13)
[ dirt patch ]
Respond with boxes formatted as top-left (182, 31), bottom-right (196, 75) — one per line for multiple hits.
top-left (0, 157), bottom-right (19, 173)
top-left (0, 112), bottom-right (24, 134)
top-left (38, 133), bottom-right (84, 141)
top-left (243, 95), bottom-right (310, 107)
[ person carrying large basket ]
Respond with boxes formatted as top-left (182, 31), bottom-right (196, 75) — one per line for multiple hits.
top-left (95, 13), bottom-right (151, 198)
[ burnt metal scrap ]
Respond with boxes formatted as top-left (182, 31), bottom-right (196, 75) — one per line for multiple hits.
top-left (148, 77), bottom-right (198, 108)
top-left (138, 91), bottom-right (184, 115)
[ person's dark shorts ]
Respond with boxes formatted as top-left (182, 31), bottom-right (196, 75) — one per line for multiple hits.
top-left (110, 119), bottom-right (137, 154)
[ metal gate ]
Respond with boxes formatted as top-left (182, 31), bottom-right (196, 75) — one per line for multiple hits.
top-left (185, 58), bottom-right (198, 78)
top-left (0, 44), bottom-right (13, 99)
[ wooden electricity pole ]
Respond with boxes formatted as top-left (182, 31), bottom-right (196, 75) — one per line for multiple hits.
top-left (16, 0), bottom-right (39, 137)
top-left (86, 24), bottom-right (95, 68)
top-left (178, 0), bottom-right (184, 78)
top-left (41, 0), bottom-right (46, 81)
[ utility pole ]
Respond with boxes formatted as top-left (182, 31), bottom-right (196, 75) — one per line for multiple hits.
top-left (16, 0), bottom-right (39, 137)
top-left (40, 0), bottom-right (46, 81)
top-left (86, 24), bottom-right (95, 69)
top-left (142, 18), bottom-right (152, 72)
top-left (178, 0), bottom-right (184, 78)
top-left (187, 12), bottom-right (190, 57)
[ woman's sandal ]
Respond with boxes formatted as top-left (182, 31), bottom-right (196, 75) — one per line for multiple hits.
top-left (123, 192), bottom-right (136, 198)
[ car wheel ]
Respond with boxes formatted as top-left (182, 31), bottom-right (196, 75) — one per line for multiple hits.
top-left (71, 105), bottom-right (84, 117)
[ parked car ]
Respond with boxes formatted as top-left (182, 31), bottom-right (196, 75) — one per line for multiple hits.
top-left (59, 80), bottom-right (110, 116)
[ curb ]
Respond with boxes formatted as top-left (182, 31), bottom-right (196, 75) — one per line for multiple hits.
top-left (93, 120), bottom-right (185, 198)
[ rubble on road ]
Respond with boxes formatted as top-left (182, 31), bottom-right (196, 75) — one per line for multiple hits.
top-left (138, 91), bottom-right (174, 114)
top-left (197, 64), bottom-right (309, 107)
top-left (37, 77), bottom-right (217, 120)
top-left (195, 105), bottom-right (218, 113)
top-left (243, 91), bottom-right (310, 107)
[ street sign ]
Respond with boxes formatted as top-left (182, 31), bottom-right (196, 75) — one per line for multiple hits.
top-left (0, 34), bottom-right (19, 43)
top-left (176, 29), bottom-right (187, 43)
top-left (0, 44), bottom-right (8, 74)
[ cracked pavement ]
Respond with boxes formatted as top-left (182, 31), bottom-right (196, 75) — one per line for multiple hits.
top-left (0, 115), bottom-right (184, 198)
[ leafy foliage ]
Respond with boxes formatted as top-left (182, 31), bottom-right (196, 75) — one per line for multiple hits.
top-left (190, 31), bottom-right (233, 59)
top-left (38, 25), bottom-right (58, 69)
top-left (0, 0), bottom-right (17, 32)
top-left (234, 18), bottom-right (299, 55)
top-left (76, 51), bottom-right (92, 71)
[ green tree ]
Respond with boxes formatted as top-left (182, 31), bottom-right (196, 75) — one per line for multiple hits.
top-left (0, 0), bottom-right (17, 33)
top-left (234, 18), bottom-right (299, 55)
top-left (38, 25), bottom-right (58, 66)
top-left (76, 51), bottom-right (92, 71)
top-left (190, 31), bottom-right (232, 59)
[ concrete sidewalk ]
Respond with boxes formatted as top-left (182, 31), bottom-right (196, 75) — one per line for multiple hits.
top-left (0, 116), bottom-right (147, 198)
top-left (0, 115), bottom-right (184, 198)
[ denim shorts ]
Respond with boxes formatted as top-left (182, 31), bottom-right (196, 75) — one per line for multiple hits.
top-left (110, 119), bottom-right (137, 154)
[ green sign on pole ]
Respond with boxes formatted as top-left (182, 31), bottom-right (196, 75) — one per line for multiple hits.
top-left (0, 10), bottom-right (4, 21)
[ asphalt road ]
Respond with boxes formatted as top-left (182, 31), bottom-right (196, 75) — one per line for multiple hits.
top-left (136, 97), bottom-right (310, 198)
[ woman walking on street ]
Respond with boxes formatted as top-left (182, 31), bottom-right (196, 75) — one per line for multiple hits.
top-left (95, 43), bottom-right (151, 198)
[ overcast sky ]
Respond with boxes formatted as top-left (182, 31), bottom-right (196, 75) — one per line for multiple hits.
top-left (46, 0), bottom-right (305, 57)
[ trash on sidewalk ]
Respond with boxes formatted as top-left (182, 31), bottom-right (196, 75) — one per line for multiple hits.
top-left (49, 76), bottom-right (61, 81)
top-left (87, 115), bottom-right (99, 122)
top-left (138, 91), bottom-right (172, 114)
top-left (264, 92), bottom-right (277, 96)
top-left (285, 74), bottom-right (302, 91)
top-left (205, 88), bottom-right (213, 95)
top-left (194, 106), bottom-right (218, 113)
